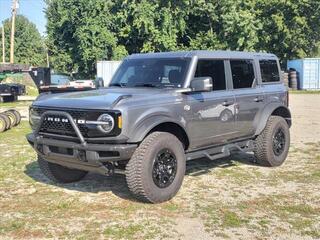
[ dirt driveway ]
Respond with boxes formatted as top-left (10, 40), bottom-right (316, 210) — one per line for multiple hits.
top-left (0, 94), bottom-right (319, 239)
top-left (290, 94), bottom-right (320, 146)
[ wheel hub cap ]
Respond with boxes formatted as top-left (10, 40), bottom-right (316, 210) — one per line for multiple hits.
top-left (273, 128), bottom-right (286, 156)
top-left (152, 148), bottom-right (177, 188)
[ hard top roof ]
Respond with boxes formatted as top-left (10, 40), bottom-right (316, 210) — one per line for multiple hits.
top-left (127, 50), bottom-right (278, 60)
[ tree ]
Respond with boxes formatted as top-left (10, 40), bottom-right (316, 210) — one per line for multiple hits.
top-left (255, 0), bottom-right (320, 60)
top-left (114, 0), bottom-right (189, 53)
top-left (46, 0), bottom-right (320, 76)
top-left (1, 15), bottom-right (46, 66)
top-left (45, 0), bottom-right (127, 77)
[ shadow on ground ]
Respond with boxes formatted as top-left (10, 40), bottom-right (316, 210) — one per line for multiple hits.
top-left (24, 151), bottom-right (258, 200)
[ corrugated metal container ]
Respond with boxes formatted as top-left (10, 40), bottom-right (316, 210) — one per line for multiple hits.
top-left (96, 61), bottom-right (122, 86)
top-left (287, 58), bottom-right (320, 90)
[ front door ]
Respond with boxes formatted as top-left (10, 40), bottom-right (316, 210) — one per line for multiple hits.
top-left (186, 59), bottom-right (238, 149)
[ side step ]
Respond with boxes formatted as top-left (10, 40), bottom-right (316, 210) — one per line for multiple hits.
top-left (186, 140), bottom-right (254, 161)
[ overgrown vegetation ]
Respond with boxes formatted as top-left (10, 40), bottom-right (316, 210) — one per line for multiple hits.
top-left (0, 15), bottom-right (46, 66)
top-left (45, 0), bottom-right (320, 77)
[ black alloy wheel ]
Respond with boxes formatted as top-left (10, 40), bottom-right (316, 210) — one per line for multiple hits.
top-left (152, 148), bottom-right (177, 188)
top-left (273, 127), bottom-right (286, 156)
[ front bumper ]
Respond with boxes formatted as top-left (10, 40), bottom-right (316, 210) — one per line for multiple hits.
top-left (26, 110), bottom-right (137, 175)
top-left (27, 133), bottom-right (137, 174)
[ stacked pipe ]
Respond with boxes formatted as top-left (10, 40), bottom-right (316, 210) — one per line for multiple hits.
top-left (0, 109), bottom-right (21, 133)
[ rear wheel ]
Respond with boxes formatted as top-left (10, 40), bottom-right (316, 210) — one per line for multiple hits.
top-left (254, 116), bottom-right (290, 167)
top-left (126, 132), bottom-right (186, 203)
top-left (38, 156), bottom-right (88, 183)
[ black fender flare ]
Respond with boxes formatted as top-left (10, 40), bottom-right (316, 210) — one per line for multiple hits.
top-left (254, 102), bottom-right (292, 136)
top-left (128, 113), bottom-right (189, 143)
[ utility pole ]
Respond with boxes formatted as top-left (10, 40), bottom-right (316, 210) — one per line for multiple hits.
top-left (1, 25), bottom-right (5, 63)
top-left (10, 0), bottom-right (18, 64)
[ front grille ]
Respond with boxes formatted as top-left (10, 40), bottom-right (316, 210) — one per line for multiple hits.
top-left (34, 108), bottom-right (102, 138)
top-left (33, 107), bottom-right (121, 138)
top-left (34, 108), bottom-right (90, 137)
top-left (40, 114), bottom-right (89, 137)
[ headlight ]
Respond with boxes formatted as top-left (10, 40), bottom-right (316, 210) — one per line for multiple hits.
top-left (29, 108), bottom-right (41, 129)
top-left (97, 114), bottom-right (114, 133)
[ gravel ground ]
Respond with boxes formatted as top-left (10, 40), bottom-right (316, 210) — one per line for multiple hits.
top-left (0, 93), bottom-right (319, 239)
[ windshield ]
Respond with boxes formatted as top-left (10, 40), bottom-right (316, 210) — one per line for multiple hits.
top-left (110, 58), bottom-right (190, 88)
top-left (51, 74), bottom-right (71, 85)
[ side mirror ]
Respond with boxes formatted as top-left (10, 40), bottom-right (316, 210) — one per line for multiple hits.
top-left (95, 77), bottom-right (104, 88)
top-left (190, 77), bottom-right (213, 92)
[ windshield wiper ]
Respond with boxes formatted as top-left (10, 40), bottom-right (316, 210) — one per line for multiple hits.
top-left (134, 83), bottom-right (158, 88)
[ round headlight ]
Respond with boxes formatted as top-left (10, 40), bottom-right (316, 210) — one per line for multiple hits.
top-left (29, 108), bottom-right (41, 130)
top-left (97, 114), bottom-right (114, 133)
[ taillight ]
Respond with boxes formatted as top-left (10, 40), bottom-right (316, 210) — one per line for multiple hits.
top-left (285, 91), bottom-right (289, 107)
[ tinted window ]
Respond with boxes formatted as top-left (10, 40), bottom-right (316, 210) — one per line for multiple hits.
top-left (230, 60), bottom-right (255, 89)
top-left (260, 60), bottom-right (280, 82)
top-left (195, 60), bottom-right (226, 90)
top-left (110, 58), bottom-right (190, 88)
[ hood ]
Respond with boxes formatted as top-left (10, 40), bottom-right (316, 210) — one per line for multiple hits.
top-left (33, 87), bottom-right (178, 110)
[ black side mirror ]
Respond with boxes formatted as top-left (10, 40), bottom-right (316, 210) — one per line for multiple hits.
top-left (95, 77), bottom-right (104, 88)
top-left (190, 77), bottom-right (213, 92)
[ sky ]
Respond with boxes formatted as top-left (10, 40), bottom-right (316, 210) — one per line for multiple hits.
top-left (0, 0), bottom-right (46, 35)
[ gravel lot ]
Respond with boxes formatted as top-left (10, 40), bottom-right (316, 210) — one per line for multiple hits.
top-left (0, 93), bottom-right (319, 239)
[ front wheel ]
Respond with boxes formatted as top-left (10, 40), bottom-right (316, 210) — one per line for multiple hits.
top-left (38, 156), bottom-right (88, 183)
top-left (254, 116), bottom-right (290, 167)
top-left (126, 132), bottom-right (186, 203)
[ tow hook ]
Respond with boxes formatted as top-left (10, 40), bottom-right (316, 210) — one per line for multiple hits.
top-left (103, 162), bottom-right (115, 176)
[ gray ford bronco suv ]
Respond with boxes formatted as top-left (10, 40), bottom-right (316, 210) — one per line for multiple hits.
top-left (27, 51), bottom-right (291, 203)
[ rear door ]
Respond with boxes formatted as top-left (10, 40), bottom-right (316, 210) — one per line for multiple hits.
top-left (229, 59), bottom-right (265, 137)
top-left (186, 59), bottom-right (238, 149)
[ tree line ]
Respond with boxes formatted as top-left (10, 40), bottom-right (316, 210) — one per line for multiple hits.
top-left (1, 15), bottom-right (46, 66)
top-left (1, 0), bottom-right (320, 78)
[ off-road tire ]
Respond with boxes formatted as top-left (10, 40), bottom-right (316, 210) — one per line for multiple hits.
top-left (126, 132), bottom-right (186, 203)
top-left (4, 111), bottom-right (17, 128)
top-left (0, 115), bottom-right (6, 132)
top-left (38, 155), bottom-right (88, 183)
top-left (254, 116), bottom-right (290, 167)
top-left (0, 113), bottom-right (11, 130)
top-left (9, 109), bottom-right (21, 125)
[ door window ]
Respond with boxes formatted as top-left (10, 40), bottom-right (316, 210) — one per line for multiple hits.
top-left (230, 60), bottom-right (255, 89)
top-left (259, 60), bottom-right (280, 82)
top-left (195, 60), bottom-right (226, 91)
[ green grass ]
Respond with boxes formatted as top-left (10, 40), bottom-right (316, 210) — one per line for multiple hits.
top-left (222, 210), bottom-right (248, 228)
top-left (289, 90), bottom-right (320, 94)
top-left (103, 224), bottom-right (143, 239)
top-left (0, 122), bottom-right (320, 239)
top-left (0, 100), bottom-right (32, 108)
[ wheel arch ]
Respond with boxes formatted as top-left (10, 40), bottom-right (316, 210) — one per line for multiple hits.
top-left (254, 103), bottom-right (292, 136)
top-left (128, 117), bottom-right (190, 150)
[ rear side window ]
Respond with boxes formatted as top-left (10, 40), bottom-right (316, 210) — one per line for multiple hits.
top-left (230, 60), bottom-right (255, 89)
top-left (195, 60), bottom-right (226, 90)
top-left (260, 60), bottom-right (280, 82)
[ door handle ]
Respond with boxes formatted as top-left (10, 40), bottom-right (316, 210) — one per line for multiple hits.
top-left (222, 101), bottom-right (234, 106)
top-left (254, 97), bottom-right (264, 102)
